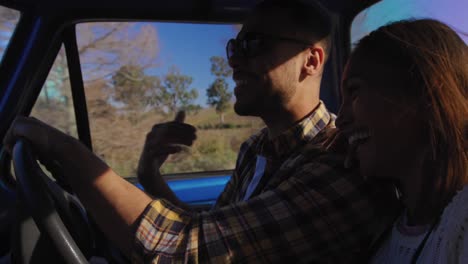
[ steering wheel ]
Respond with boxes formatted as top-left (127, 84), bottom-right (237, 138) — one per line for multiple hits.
top-left (12, 139), bottom-right (91, 264)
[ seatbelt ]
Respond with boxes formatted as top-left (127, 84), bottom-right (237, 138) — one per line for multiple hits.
top-left (243, 155), bottom-right (267, 201)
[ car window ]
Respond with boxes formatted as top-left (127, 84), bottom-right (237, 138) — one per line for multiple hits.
top-left (30, 46), bottom-right (78, 138)
top-left (76, 22), bottom-right (263, 177)
top-left (0, 6), bottom-right (20, 63)
top-left (352, 0), bottom-right (468, 45)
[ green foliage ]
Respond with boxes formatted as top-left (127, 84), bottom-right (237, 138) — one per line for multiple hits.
top-left (210, 56), bottom-right (232, 78)
top-left (207, 56), bottom-right (232, 124)
top-left (160, 131), bottom-right (239, 174)
top-left (112, 65), bottom-right (161, 108)
top-left (197, 123), bottom-right (252, 130)
top-left (157, 66), bottom-right (200, 116)
top-left (207, 78), bottom-right (232, 113)
top-left (111, 65), bottom-right (202, 122)
top-left (111, 64), bottom-right (161, 123)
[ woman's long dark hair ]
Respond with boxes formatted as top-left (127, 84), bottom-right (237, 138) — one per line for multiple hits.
top-left (354, 19), bottom-right (468, 215)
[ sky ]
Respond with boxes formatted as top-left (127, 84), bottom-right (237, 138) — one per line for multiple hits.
top-left (0, 0), bottom-right (467, 107)
top-left (147, 23), bottom-right (238, 106)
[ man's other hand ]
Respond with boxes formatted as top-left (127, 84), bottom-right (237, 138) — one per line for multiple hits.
top-left (137, 111), bottom-right (197, 178)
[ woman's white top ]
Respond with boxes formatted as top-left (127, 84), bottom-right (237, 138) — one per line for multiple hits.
top-left (371, 185), bottom-right (468, 264)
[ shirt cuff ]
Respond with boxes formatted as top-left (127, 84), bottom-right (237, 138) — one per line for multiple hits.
top-left (131, 199), bottom-right (193, 263)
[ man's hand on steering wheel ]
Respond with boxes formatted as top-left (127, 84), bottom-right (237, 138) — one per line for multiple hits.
top-left (3, 116), bottom-right (74, 163)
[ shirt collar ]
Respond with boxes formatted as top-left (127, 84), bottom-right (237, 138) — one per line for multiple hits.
top-left (256, 101), bottom-right (334, 159)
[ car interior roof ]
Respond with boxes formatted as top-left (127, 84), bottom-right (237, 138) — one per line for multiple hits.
top-left (0, 0), bottom-right (380, 23)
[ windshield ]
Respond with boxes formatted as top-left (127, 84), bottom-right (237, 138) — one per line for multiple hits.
top-left (352, 0), bottom-right (467, 45)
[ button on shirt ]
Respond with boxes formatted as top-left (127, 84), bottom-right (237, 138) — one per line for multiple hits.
top-left (132, 102), bottom-right (397, 263)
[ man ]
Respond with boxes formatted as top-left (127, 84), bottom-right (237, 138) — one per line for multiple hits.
top-left (138, 0), bottom-right (334, 207)
top-left (4, 0), bottom-right (396, 263)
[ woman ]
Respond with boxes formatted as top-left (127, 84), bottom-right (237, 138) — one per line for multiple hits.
top-left (336, 19), bottom-right (467, 263)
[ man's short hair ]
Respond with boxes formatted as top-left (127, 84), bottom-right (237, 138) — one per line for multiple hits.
top-left (253, 0), bottom-right (332, 57)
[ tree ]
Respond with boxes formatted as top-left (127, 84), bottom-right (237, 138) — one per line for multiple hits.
top-left (111, 64), bottom-right (161, 123)
top-left (35, 22), bottom-right (160, 131)
top-left (209, 56), bottom-right (232, 78)
top-left (157, 66), bottom-right (200, 116)
top-left (207, 56), bottom-right (232, 124)
top-left (207, 79), bottom-right (231, 124)
top-left (77, 22), bottom-right (159, 83)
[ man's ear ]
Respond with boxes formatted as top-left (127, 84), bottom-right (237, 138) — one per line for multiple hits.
top-left (303, 45), bottom-right (325, 76)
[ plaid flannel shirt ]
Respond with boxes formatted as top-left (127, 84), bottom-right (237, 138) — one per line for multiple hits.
top-left (132, 102), bottom-right (397, 263)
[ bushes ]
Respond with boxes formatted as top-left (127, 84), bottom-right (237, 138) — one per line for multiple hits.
top-left (197, 122), bottom-right (252, 130)
top-left (160, 129), bottom-right (241, 174)
top-left (87, 116), bottom-right (259, 177)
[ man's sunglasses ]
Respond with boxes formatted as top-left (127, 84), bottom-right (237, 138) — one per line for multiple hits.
top-left (226, 32), bottom-right (311, 60)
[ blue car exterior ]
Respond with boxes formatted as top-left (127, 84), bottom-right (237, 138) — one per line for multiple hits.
top-left (137, 175), bottom-right (230, 206)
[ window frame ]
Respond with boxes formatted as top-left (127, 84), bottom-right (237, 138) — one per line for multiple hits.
top-left (62, 26), bottom-right (93, 149)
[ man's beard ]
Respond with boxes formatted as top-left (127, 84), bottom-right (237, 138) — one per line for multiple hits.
top-left (233, 97), bottom-right (263, 117)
